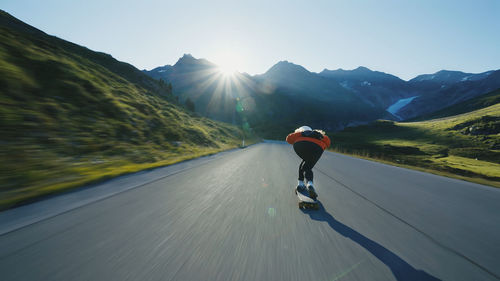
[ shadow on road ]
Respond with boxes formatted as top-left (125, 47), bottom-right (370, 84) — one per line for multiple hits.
top-left (301, 202), bottom-right (441, 281)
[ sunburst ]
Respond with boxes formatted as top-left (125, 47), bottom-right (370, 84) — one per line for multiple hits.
top-left (177, 53), bottom-right (258, 129)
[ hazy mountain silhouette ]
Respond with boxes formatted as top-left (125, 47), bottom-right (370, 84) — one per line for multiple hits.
top-left (410, 69), bottom-right (494, 84)
top-left (319, 67), bottom-right (412, 109)
top-left (145, 55), bottom-right (500, 133)
top-left (144, 54), bottom-right (256, 122)
top-left (399, 69), bottom-right (500, 119)
top-left (255, 61), bottom-right (358, 102)
top-left (144, 57), bottom-right (387, 135)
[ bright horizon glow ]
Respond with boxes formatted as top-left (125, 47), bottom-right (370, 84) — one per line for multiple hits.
top-left (212, 50), bottom-right (245, 77)
top-left (169, 53), bottom-right (255, 117)
top-left (217, 66), bottom-right (237, 77)
top-left (1, 0), bottom-right (499, 80)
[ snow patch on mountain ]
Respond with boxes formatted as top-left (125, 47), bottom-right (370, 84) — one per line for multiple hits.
top-left (386, 96), bottom-right (418, 118)
top-left (340, 81), bottom-right (354, 91)
top-left (419, 75), bottom-right (436, 81)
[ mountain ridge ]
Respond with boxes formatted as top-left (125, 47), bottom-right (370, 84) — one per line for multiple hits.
top-left (410, 69), bottom-right (496, 83)
top-left (147, 54), bottom-right (497, 86)
top-left (143, 55), bottom-right (387, 134)
top-left (144, 54), bottom-right (499, 132)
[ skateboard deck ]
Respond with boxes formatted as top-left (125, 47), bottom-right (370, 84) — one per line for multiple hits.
top-left (295, 188), bottom-right (319, 210)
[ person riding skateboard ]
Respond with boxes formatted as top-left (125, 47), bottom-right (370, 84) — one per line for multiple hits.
top-left (286, 126), bottom-right (331, 200)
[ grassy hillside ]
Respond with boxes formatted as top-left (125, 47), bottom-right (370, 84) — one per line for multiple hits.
top-left (330, 102), bottom-right (500, 187)
top-left (0, 10), bottom-right (255, 210)
top-left (412, 88), bottom-right (500, 120)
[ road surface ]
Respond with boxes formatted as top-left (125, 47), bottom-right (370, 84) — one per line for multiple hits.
top-left (1, 142), bottom-right (499, 280)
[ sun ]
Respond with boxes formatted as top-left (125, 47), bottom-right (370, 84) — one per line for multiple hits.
top-left (212, 51), bottom-right (244, 77)
top-left (217, 65), bottom-right (237, 77)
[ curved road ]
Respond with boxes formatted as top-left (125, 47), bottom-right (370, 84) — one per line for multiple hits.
top-left (1, 142), bottom-right (499, 280)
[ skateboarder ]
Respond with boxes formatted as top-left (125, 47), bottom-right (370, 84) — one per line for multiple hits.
top-left (286, 126), bottom-right (331, 200)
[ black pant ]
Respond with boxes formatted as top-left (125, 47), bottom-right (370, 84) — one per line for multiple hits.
top-left (293, 141), bottom-right (323, 182)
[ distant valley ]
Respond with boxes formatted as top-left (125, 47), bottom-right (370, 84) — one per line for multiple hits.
top-left (144, 55), bottom-right (500, 134)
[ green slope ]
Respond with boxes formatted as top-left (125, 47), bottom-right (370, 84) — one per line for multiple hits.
top-left (412, 88), bottom-right (500, 121)
top-left (0, 10), bottom-right (254, 210)
top-left (331, 102), bottom-right (500, 187)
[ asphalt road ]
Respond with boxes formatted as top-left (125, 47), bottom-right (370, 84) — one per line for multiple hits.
top-left (1, 142), bottom-right (499, 281)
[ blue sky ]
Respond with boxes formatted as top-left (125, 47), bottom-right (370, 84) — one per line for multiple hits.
top-left (2, 0), bottom-right (499, 80)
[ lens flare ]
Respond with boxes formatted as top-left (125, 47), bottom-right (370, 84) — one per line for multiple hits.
top-left (267, 207), bottom-right (276, 217)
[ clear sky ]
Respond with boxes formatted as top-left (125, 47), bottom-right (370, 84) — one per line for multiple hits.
top-left (2, 0), bottom-right (499, 80)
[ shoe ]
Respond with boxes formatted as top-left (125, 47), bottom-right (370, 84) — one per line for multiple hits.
top-left (307, 182), bottom-right (318, 200)
top-left (296, 182), bottom-right (306, 193)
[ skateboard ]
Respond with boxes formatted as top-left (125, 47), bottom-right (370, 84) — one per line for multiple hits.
top-left (295, 188), bottom-right (319, 210)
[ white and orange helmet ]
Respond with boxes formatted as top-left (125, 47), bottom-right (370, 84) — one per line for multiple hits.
top-left (294, 126), bottom-right (312, 133)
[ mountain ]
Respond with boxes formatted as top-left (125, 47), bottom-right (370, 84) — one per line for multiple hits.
top-left (398, 70), bottom-right (500, 119)
top-left (254, 61), bottom-right (389, 133)
top-left (411, 88), bottom-right (500, 121)
top-left (255, 61), bottom-right (357, 101)
top-left (145, 54), bottom-right (500, 134)
top-left (406, 69), bottom-right (497, 98)
top-left (145, 65), bottom-right (173, 80)
top-left (410, 70), bottom-right (494, 84)
top-left (144, 58), bottom-right (388, 135)
top-left (320, 66), bottom-right (402, 83)
top-left (319, 67), bottom-right (412, 108)
top-left (146, 54), bottom-right (216, 83)
top-left (143, 54), bottom-right (247, 121)
top-left (0, 10), bottom-right (249, 210)
top-left (317, 66), bottom-right (500, 120)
